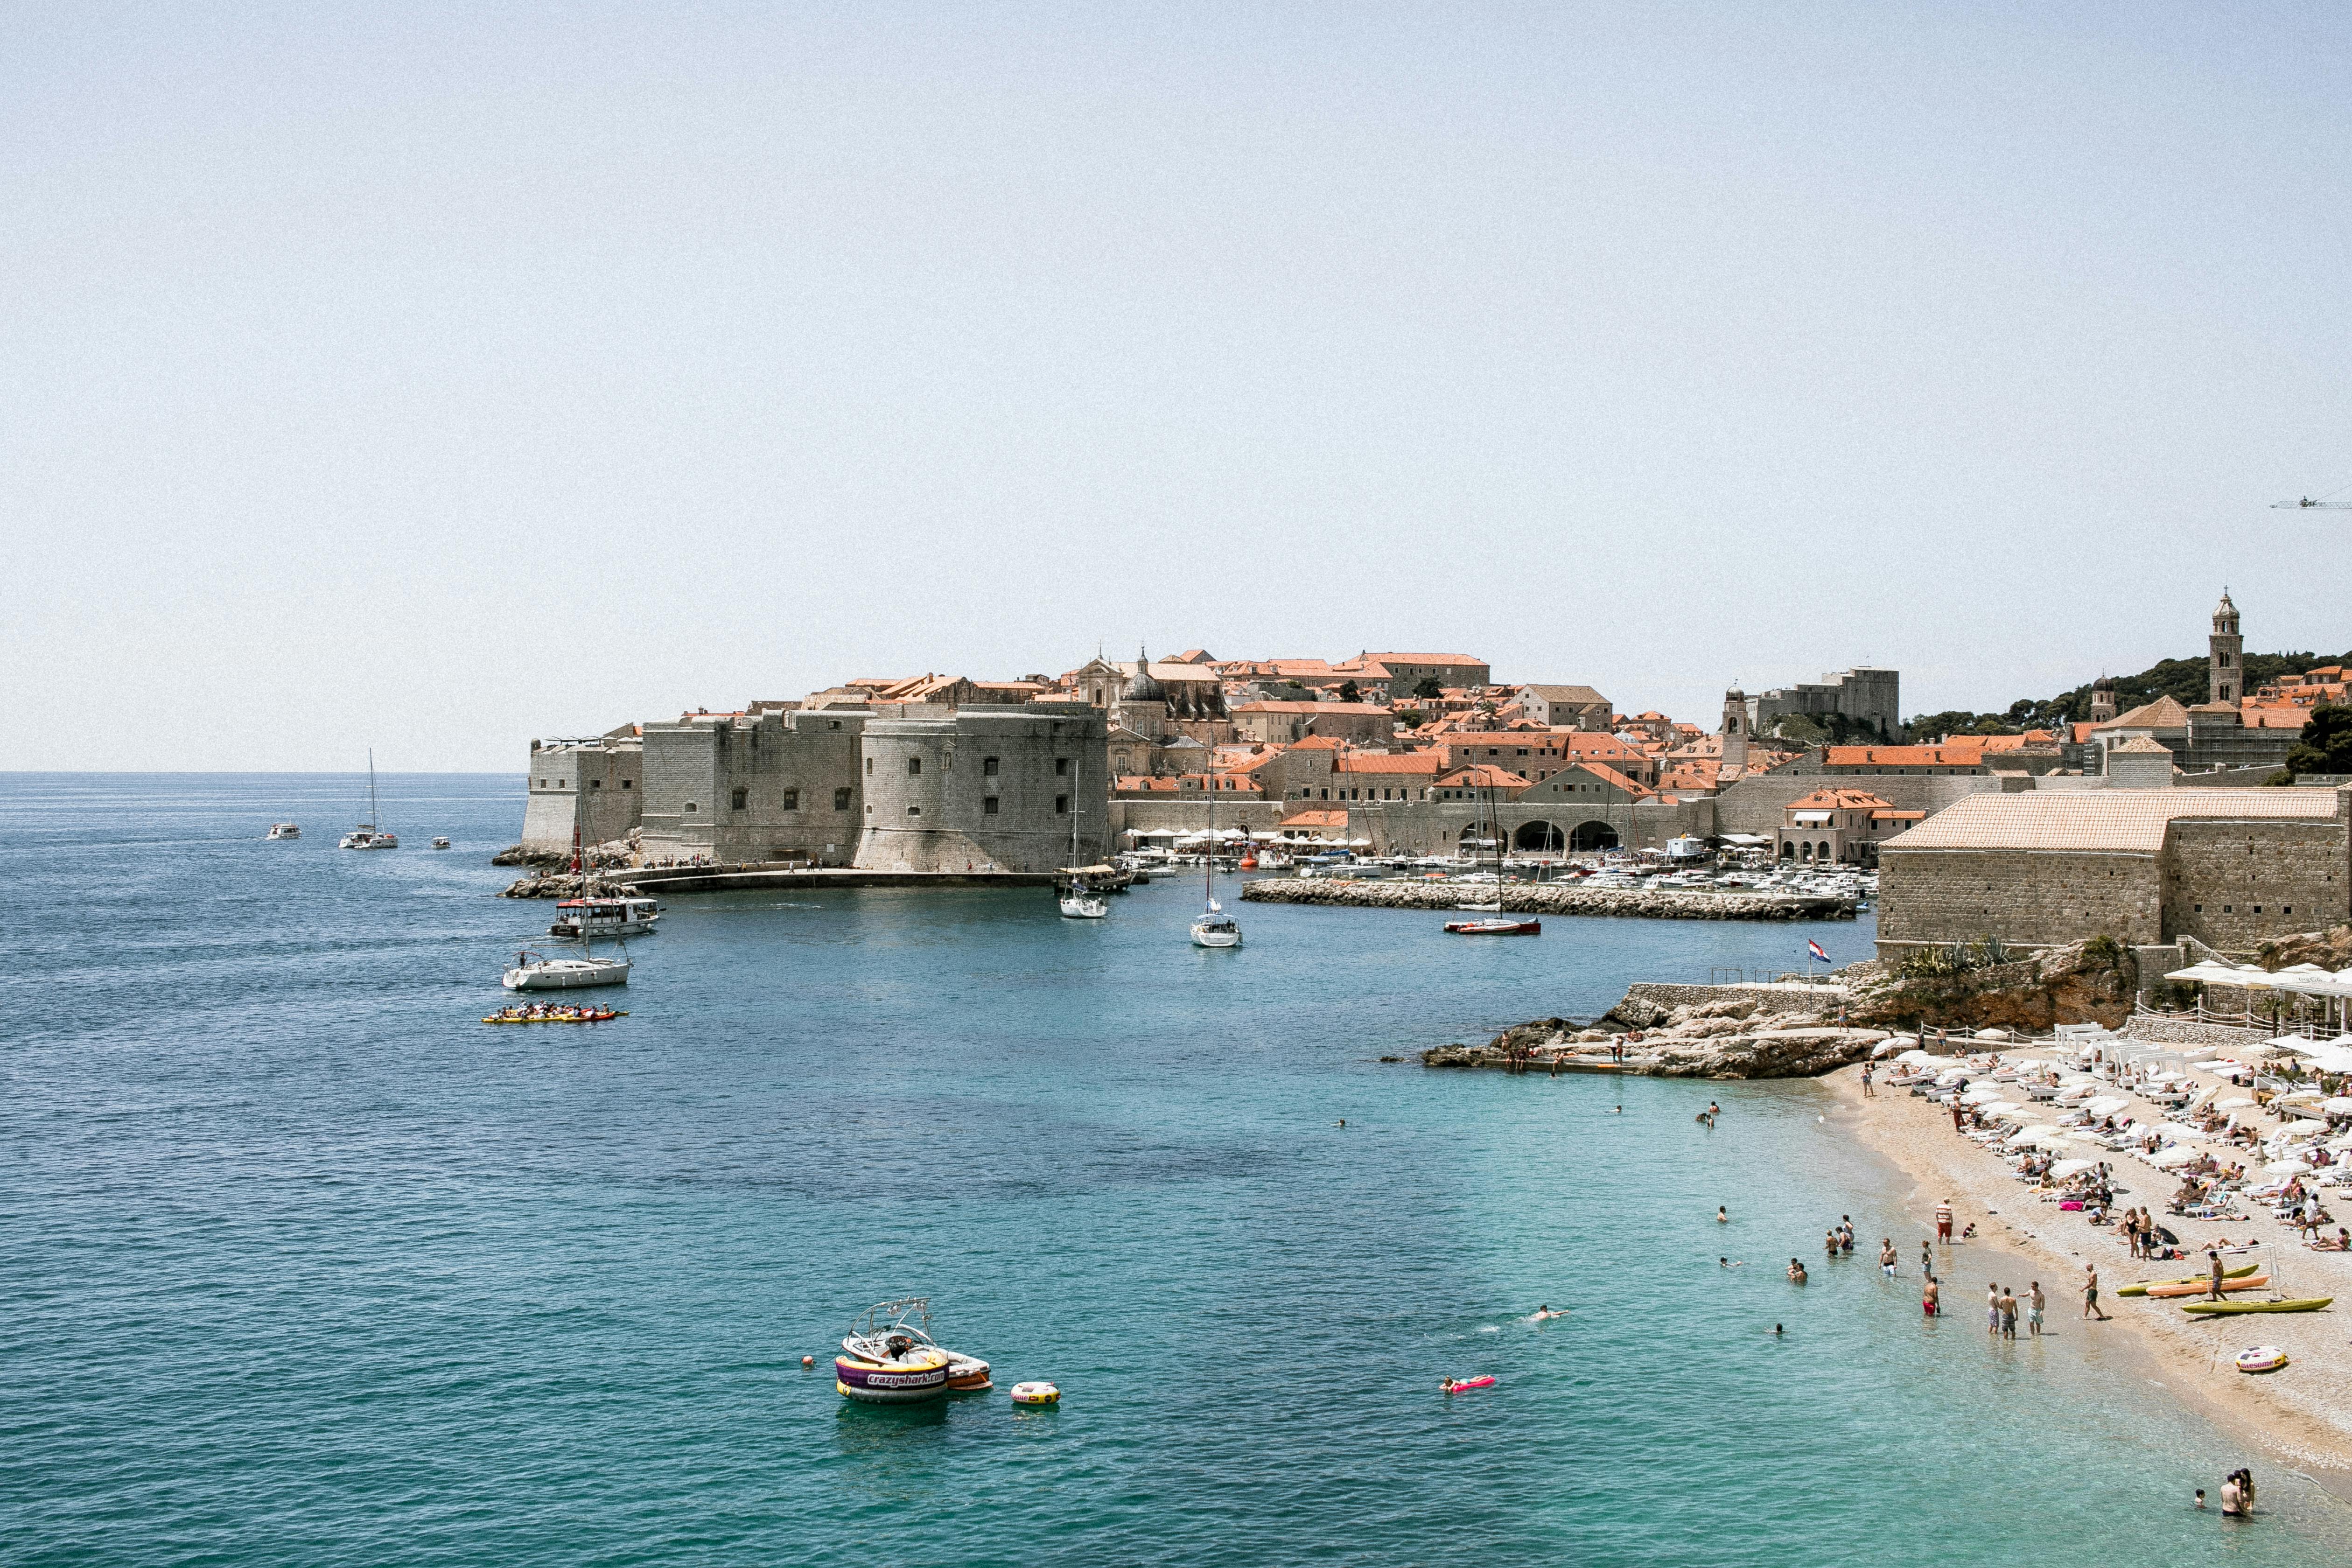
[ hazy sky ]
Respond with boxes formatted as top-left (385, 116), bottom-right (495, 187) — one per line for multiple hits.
top-left (7, 4), bottom-right (2351, 770)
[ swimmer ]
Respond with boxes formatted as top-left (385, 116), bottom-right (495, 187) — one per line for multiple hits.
top-left (1720, 1257), bottom-right (1743, 1268)
top-left (1336, 1119), bottom-right (1345, 1127)
top-left (1771, 1323), bottom-right (1784, 1337)
top-left (1611, 1104), bottom-right (1623, 1114)
top-left (1787, 1258), bottom-right (1808, 1285)
top-left (1440, 1377), bottom-right (1457, 1393)
top-left (1530, 1304), bottom-right (1565, 1321)
top-left (1717, 1206), bottom-right (1729, 1224)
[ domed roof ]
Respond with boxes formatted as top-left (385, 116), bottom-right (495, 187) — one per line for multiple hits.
top-left (1122, 646), bottom-right (1166, 702)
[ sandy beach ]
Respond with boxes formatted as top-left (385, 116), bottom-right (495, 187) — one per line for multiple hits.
top-left (1831, 1061), bottom-right (2352, 1491)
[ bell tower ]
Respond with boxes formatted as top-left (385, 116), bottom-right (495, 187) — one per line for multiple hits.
top-left (2088, 676), bottom-right (2116, 726)
top-left (1721, 686), bottom-right (1749, 776)
top-left (2209, 590), bottom-right (2242, 705)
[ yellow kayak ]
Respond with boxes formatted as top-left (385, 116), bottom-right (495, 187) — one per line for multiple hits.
top-left (2118, 1261), bottom-right (2258, 1297)
top-left (2142, 1273), bottom-right (2269, 1300)
top-left (481, 1011), bottom-right (628, 1024)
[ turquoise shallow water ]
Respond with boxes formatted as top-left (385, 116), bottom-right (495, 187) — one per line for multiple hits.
top-left (3, 773), bottom-right (2344, 1565)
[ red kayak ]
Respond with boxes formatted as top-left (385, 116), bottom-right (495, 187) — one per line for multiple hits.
top-left (1444, 919), bottom-right (1540, 936)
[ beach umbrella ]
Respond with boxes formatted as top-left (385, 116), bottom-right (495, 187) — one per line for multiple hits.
top-left (1871, 1039), bottom-right (1905, 1058)
top-left (2083, 1096), bottom-right (2130, 1117)
top-left (2217, 1096), bottom-right (2257, 1108)
top-left (2264, 1159), bottom-right (2312, 1176)
top-left (2322, 1097), bottom-right (2352, 1115)
top-left (1897, 1050), bottom-right (1938, 1065)
top-left (2050, 1158), bottom-right (2099, 1178)
top-left (2149, 1147), bottom-right (2200, 1168)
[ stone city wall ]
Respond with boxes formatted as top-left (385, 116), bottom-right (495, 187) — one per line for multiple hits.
top-left (2160, 815), bottom-right (2352, 950)
top-left (1877, 847), bottom-right (2164, 952)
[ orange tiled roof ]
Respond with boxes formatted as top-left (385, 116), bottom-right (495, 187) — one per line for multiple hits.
top-left (1789, 788), bottom-right (1897, 810)
top-left (1824, 744), bottom-right (1987, 768)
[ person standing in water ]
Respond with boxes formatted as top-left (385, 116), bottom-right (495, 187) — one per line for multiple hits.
top-left (1922, 1274), bottom-right (1940, 1317)
top-left (2083, 1264), bottom-right (2108, 1321)
top-left (1879, 1238), bottom-right (1897, 1277)
top-left (2027, 1281), bottom-right (2045, 1337)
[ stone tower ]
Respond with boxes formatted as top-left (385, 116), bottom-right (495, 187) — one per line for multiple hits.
top-left (2209, 590), bottom-right (2243, 705)
top-left (1721, 686), bottom-right (1749, 777)
top-left (2088, 676), bottom-right (2116, 726)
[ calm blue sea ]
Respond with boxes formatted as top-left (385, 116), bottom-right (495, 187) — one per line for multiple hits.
top-left (3, 773), bottom-right (2342, 1566)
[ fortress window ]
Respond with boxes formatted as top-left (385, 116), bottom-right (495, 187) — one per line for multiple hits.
top-left (591, 778), bottom-right (602, 789)
top-left (983, 796), bottom-right (1000, 815)
top-left (782, 789), bottom-right (800, 811)
top-left (984, 756), bottom-right (1000, 776)
top-left (621, 779), bottom-right (632, 789)
top-left (907, 805), bottom-right (922, 816)
top-left (866, 757), bottom-right (874, 775)
top-left (1056, 758), bottom-right (1070, 776)
top-left (1056, 795), bottom-right (1069, 814)
top-left (834, 787), bottom-right (851, 810)
top-left (908, 757), bottom-right (921, 776)
top-left (829, 720), bottom-right (841, 730)
top-left (730, 788), bottom-right (748, 811)
top-left (685, 801), bottom-right (698, 813)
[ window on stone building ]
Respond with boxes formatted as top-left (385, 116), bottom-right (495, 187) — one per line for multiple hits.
top-left (621, 779), bottom-right (632, 789)
top-left (590, 778), bottom-right (602, 789)
top-left (908, 757), bottom-right (921, 776)
top-left (685, 802), bottom-right (698, 813)
top-left (908, 805), bottom-right (921, 816)
top-left (783, 789), bottom-right (800, 811)
top-left (984, 756), bottom-right (1001, 775)
top-left (730, 788), bottom-right (748, 811)
top-left (865, 757), bottom-right (874, 775)
top-left (1056, 758), bottom-right (1070, 776)
top-left (983, 797), bottom-right (1000, 815)
top-left (1055, 795), bottom-right (1068, 814)
top-left (829, 720), bottom-right (841, 730)
top-left (835, 787), bottom-right (852, 810)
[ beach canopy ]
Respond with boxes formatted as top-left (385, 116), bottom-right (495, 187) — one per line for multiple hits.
top-left (2049, 1158), bottom-right (2099, 1178)
top-left (1896, 1050), bottom-right (1939, 1064)
top-left (2322, 1097), bottom-right (2352, 1115)
top-left (2082, 1096), bottom-right (2130, 1117)
top-left (2149, 1146), bottom-right (2201, 1168)
top-left (2217, 1095), bottom-right (2257, 1108)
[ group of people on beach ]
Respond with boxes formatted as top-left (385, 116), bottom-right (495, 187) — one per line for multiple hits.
top-left (2197, 1468), bottom-right (2259, 1519)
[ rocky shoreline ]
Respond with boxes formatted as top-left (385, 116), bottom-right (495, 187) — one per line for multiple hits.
top-left (1422, 986), bottom-right (1890, 1078)
top-left (497, 872), bottom-right (645, 901)
top-left (1241, 878), bottom-right (1854, 921)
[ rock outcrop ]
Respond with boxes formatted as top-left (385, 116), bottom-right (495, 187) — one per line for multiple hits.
top-left (1422, 991), bottom-right (1887, 1079)
top-left (497, 873), bottom-right (645, 901)
top-left (1242, 879), bottom-right (1852, 922)
top-left (1841, 938), bottom-right (2135, 1033)
top-left (490, 828), bottom-right (644, 875)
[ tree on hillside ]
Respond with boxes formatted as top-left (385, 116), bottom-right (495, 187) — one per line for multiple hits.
top-left (2284, 706), bottom-right (2352, 778)
top-left (1337, 679), bottom-right (1362, 703)
top-left (1413, 675), bottom-right (1443, 700)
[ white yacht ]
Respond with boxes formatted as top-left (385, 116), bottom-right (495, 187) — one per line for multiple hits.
top-left (548, 897), bottom-right (662, 938)
top-left (339, 751), bottom-right (399, 850)
top-left (432, 837), bottom-right (452, 850)
top-left (1190, 900), bottom-right (1242, 948)
top-left (266, 822), bottom-right (301, 840)
top-left (503, 943), bottom-right (630, 991)
top-left (1057, 767), bottom-right (1109, 918)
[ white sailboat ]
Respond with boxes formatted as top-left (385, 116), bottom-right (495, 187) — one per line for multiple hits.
top-left (1456, 769), bottom-right (1502, 912)
top-left (503, 936), bottom-right (631, 990)
top-left (1189, 781), bottom-right (1241, 948)
top-left (1058, 766), bottom-right (1109, 920)
top-left (339, 750), bottom-right (399, 850)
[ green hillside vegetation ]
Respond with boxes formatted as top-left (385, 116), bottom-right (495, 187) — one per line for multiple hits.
top-left (1904, 650), bottom-right (2352, 740)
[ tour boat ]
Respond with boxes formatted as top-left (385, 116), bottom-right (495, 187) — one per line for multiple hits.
top-left (548, 897), bottom-right (662, 938)
top-left (1444, 918), bottom-right (1541, 936)
top-left (834, 1299), bottom-right (984, 1404)
top-left (266, 822), bottom-right (301, 840)
top-left (339, 751), bottom-right (400, 850)
top-left (502, 941), bottom-right (630, 991)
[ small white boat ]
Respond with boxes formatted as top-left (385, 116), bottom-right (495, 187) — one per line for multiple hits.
top-left (548, 897), bottom-right (661, 938)
top-left (1059, 890), bottom-right (1109, 919)
top-left (266, 822), bottom-right (301, 840)
top-left (502, 944), bottom-right (630, 990)
top-left (432, 836), bottom-right (451, 850)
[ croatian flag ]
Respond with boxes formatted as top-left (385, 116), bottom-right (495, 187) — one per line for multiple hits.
top-left (1807, 940), bottom-right (1830, 962)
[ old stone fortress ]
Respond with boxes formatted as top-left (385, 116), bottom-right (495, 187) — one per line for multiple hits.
top-left (524, 595), bottom-right (2351, 964)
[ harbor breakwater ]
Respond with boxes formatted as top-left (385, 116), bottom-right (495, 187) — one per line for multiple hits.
top-left (1423, 983), bottom-right (1890, 1079)
top-left (1241, 878), bottom-right (1855, 921)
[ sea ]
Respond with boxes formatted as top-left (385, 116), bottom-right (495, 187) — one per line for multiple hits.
top-left (4, 772), bottom-right (2344, 1566)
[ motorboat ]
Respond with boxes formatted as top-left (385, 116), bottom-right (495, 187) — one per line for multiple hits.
top-left (502, 942), bottom-right (630, 991)
top-left (1445, 918), bottom-right (1541, 936)
top-left (432, 836), bottom-right (451, 850)
top-left (266, 822), bottom-right (301, 840)
top-left (548, 897), bottom-right (662, 938)
top-left (339, 750), bottom-right (399, 849)
top-left (835, 1298), bottom-right (987, 1403)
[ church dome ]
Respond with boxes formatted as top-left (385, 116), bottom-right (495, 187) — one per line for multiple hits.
top-left (1122, 647), bottom-right (1166, 702)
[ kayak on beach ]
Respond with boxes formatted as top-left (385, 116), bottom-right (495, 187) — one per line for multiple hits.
top-left (2117, 1262), bottom-right (2259, 1297)
top-left (2181, 1297), bottom-right (2333, 1316)
top-left (2139, 1274), bottom-right (2269, 1300)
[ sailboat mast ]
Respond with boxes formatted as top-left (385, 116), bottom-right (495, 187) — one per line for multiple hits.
top-left (368, 747), bottom-right (378, 828)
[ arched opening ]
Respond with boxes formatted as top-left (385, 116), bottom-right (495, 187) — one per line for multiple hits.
top-left (1798, 841), bottom-right (1812, 863)
top-left (1569, 819), bottom-right (1618, 852)
top-left (1457, 822), bottom-right (1497, 853)
top-left (1780, 840), bottom-right (1796, 861)
top-left (1818, 840), bottom-right (1834, 863)
top-left (1513, 819), bottom-right (1563, 853)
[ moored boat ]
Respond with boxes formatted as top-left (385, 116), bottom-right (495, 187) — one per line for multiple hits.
top-left (1444, 918), bottom-right (1541, 936)
top-left (266, 822), bottom-right (301, 840)
top-left (834, 1298), bottom-right (975, 1404)
top-left (432, 836), bottom-right (451, 850)
top-left (339, 750), bottom-right (400, 849)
